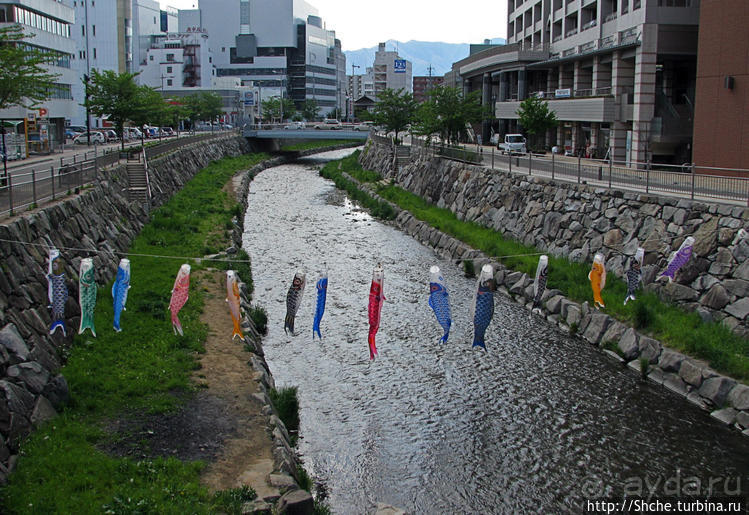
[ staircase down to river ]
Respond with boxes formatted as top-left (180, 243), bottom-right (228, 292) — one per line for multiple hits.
top-left (126, 161), bottom-right (149, 202)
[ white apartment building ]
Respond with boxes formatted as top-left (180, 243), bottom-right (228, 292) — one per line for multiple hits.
top-left (0, 0), bottom-right (76, 149)
top-left (139, 30), bottom-right (214, 90)
top-left (456, 0), bottom-right (699, 165)
top-left (373, 42), bottom-right (412, 98)
top-left (69, 0), bottom-right (132, 127)
top-left (132, 0), bottom-right (176, 77)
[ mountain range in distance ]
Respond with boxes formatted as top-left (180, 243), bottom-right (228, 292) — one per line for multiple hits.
top-left (343, 38), bottom-right (506, 77)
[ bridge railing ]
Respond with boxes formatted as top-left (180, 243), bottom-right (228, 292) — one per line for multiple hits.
top-left (0, 131), bottom-right (234, 218)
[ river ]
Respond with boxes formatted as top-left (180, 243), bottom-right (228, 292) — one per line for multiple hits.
top-left (242, 149), bottom-right (749, 514)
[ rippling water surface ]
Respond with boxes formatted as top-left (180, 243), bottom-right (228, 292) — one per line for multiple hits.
top-left (243, 149), bottom-right (749, 514)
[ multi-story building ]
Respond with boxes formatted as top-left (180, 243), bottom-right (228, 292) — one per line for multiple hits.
top-left (179, 0), bottom-right (344, 119)
top-left (373, 42), bottom-right (412, 98)
top-left (452, 0), bottom-right (699, 165)
top-left (139, 29), bottom-right (214, 90)
top-left (0, 0), bottom-right (76, 149)
top-left (132, 0), bottom-right (176, 77)
top-left (69, 0), bottom-right (133, 128)
top-left (691, 0), bottom-right (748, 172)
top-left (413, 75), bottom-right (444, 103)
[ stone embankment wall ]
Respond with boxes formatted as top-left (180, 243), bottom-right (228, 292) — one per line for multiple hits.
top-left (360, 141), bottom-right (749, 336)
top-left (0, 135), bottom-right (250, 481)
top-left (357, 141), bottom-right (749, 437)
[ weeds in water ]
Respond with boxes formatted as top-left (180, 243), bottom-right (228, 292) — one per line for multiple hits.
top-left (319, 154), bottom-right (396, 221)
top-left (269, 386), bottom-right (300, 444)
top-left (280, 140), bottom-right (351, 152)
top-left (296, 464), bottom-right (313, 491)
top-left (640, 358), bottom-right (650, 379)
top-left (569, 323), bottom-right (579, 335)
top-left (250, 305), bottom-right (268, 335)
top-left (463, 260), bottom-right (476, 278)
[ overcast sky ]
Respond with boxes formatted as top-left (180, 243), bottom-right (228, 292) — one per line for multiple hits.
top-left (159, 0), bottom-right (508, 51)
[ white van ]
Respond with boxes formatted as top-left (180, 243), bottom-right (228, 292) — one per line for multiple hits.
top-left (498, 134), bottom-right (527, 154)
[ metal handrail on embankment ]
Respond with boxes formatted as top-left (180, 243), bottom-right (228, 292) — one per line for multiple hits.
top-left (403, 136), bottom-right (749, 206)
top-left (0, 131), bottom-right (232, 218)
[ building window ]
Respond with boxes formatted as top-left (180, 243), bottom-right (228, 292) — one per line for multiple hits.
top-left (166, 66), bottom-right (172, 73)
top-left (93, 48), bottom-right (96, 59)
top-left (167, 79), bottom-right (173, 86)
top-left (82, 25), bottom-right (85, 36)
top-left (92, 25), bottom-right (95, 36)
top-left (209, 57), bottom-right (212, 63)
top-left (166, 53), bottom-right (175, 62)
top-left (222, 47), bottom-right (225, 52)
top-left (149, 55), bottom-right (154, 61)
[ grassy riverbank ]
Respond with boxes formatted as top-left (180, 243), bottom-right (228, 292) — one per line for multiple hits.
top-left (1, 153), bottom-right (268, 513)
top-left (325, 152), bottom-right (749, 383)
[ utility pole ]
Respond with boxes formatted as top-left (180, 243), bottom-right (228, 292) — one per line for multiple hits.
top-left (84, 0), bottom-right (91, 145)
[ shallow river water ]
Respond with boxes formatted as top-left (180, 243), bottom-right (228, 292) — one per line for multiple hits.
top-left (243, 149), bottom-right (749, 514)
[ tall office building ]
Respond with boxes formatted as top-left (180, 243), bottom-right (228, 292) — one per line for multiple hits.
top-left (179, 0), bottom-right (345, 118)
top-left (452, 0), bottom-right (699, 165)
top-left (139, 29), bottom-right (214, 90)
top-left (69, 0), bottom-right (132, 127)
top-left (0, 0), bottom-right (76, 148)
top-left (373, 42), bottom-right (412, 99)
top-left (413, 75), bottom-right (443, 103)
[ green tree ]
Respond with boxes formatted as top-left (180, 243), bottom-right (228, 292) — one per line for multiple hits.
top-left (183, 91), bottom-right (223, 129)
top-left (261, 96), bottom-right (295, 122)
top-left (128, 86), bottom-right (166, 145)
top-left (372, 88), bottom-right (418, 143)
top-left (86, 70), bottom-right (148, 150)
top-left (412, 86), bottom-right (486, 146)
top-left (0, 24), bottom-right (60, 110)
top-left (516, 96), bottom-right (558, 146)
top-left (300, 99), bottom-right (319, 121)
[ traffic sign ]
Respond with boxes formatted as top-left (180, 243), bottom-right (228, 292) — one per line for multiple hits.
top-left (38, 108), bottom-right (48, 117)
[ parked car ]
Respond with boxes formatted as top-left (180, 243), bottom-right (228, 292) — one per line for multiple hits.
top-left (160, 127), bottom-right (175, 137)
top-left (284, 121), bottom-right (306, 130)
top-left (143, 127), bottom-right (158, 138)
top-left (497, 134), bottom-right (527, 154)
top-left (124, 127), bottom-right (142, 140)
top-left (353, 121), bottom-right (373, 131)
top-left (314, 119), bottom-right (342, 130)
top-left (103, 129), bottom-right (118, 142)
top-left (65, 128), bottom-right (81, 140)
top-left (73, 131), bottom-right (106, 144)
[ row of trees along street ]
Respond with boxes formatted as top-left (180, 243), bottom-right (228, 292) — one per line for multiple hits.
top-left (0, 23), bottom-right (224, 155)
top-left (368, 85), bottom-right (558, 151)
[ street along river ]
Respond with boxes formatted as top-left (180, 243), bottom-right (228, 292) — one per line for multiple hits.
top-left (243, 149), bottom-right (749, 514)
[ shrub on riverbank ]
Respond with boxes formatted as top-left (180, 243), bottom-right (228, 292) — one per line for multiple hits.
top-left (1, 153), bottom-right (269, 513)
top-left (319, 156), bottom-right (395, 220)
top-left (329, 153), bottom-right (749, 382)
top-left (269, 386), bottom-right (300, 446)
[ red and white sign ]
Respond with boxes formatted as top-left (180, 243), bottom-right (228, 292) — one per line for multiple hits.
top-left (38, 108), bottom-right (48, 117)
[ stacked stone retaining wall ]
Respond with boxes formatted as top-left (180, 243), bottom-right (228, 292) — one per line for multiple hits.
top-left (0, 135), bottom-right (251, 481)
top-left (360, 140), bottom-right (749, 336)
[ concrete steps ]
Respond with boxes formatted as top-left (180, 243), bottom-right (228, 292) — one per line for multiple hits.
top-left (126, 163), bottom-right (149, 202)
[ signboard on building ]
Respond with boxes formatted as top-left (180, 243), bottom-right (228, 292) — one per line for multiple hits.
top-left (555, 88), bottom-right (571, 98)
top-left (244, 91), bottom-right (255, 106)
top-left (394, 59), bottom-right (406, 73)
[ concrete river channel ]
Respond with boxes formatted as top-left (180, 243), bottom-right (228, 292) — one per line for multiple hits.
top-left (242, 149), bottom-right (749, 514)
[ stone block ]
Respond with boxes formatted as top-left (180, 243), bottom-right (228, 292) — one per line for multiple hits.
top-left (710, 408), bottom-right (738, 425)
top-left (618, 329), bottom-right (640, 362)
top-left (30, 395), bottom-right (56, 428)
top-left (41, 375), bottom-right (69, 411)
top-left (736, 411), bottom-right (749, 429)
top-left (7, 362), bottom-right (49, 395)
top-left (662, 373), bottom-right (687, 396)
top-left (276, 489), bottom-right (313, 515)
top-left (0, 324), bottom-right (29, 361)
top-left (545, 295), bottom-right (564, 315)
top-left (698, 376), bottom-right (736, 407)
top-left (727, 384), bottom-right (749, 411)
top-left (269, 473), bottom-right (298, 492)
top-left (582, 313), bottom-right (612, 345)
top-left (658, 350), bottom-right (684, 373)
top-left (601, 322), bottom-right (627, 346)
top-left (699, 284), bottom-right (730, 310)
top-left (725, 298), bottom-right (749, 320)
top-left (637, 336), bottom-right (662, 364)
